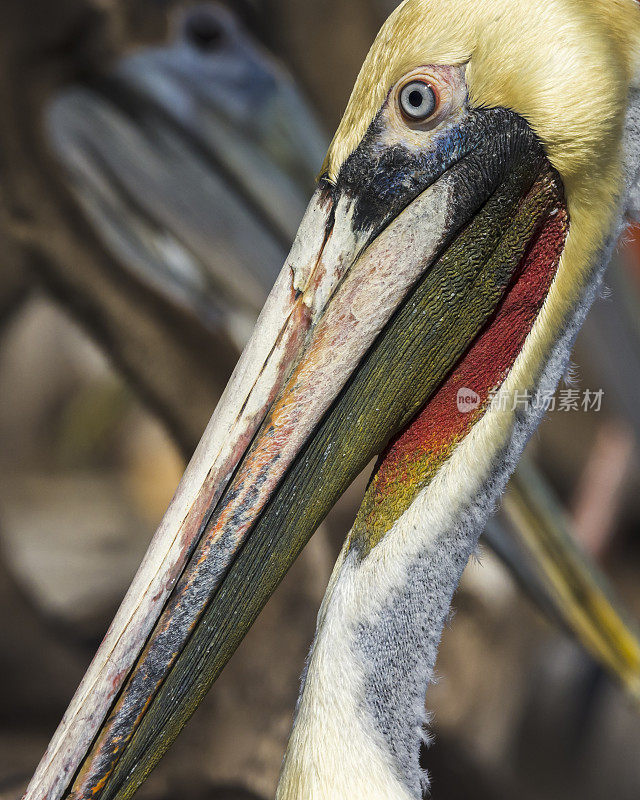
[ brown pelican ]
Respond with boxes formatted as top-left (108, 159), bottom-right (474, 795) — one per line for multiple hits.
top-left (41, 2), bottom-right (326, 454)
top-left (23, 1), bottom-right (640, 798)
top-left (43, 2), bottom-right (640, 686)
top-left (34, 0), bottom-right (639, 686)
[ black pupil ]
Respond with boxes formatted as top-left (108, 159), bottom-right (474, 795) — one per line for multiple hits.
top-left (185, 12), bottom-right (225, 51)
top-left (409, 90), bottom-right (424, 108)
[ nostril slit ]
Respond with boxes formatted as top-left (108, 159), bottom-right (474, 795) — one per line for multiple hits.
top-left (184, 11), bottom-right (226, 52)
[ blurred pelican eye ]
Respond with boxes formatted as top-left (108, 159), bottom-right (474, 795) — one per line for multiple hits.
top-left (399, 81), bottom-right (437, 121)
top-left (184, 10), bottom-right (225, 51)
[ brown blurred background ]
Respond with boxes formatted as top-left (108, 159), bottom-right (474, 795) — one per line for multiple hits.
top-left (1, 2), bottom-right (640, 799)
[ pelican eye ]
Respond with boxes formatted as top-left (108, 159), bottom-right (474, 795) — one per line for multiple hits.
top-left (399, 81), bottom-right (437, 121)
top-left (185, 10), bottom-right (225, 51)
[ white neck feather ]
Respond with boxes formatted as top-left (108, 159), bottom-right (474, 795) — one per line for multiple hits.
top-left (276, 397), bottom-right (518, 800)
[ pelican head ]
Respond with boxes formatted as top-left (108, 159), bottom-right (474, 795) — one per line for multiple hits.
top-left (25, 2), bottom-right (640, 800)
